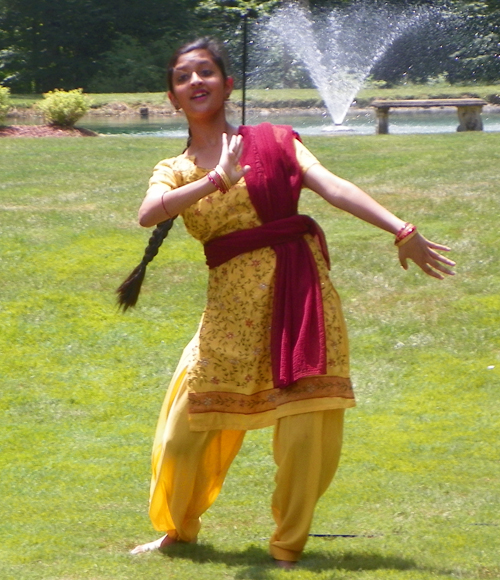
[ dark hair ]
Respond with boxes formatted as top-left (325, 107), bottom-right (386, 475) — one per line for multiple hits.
top-left (117, 38), bottom-right (228, 311)
top-left (167, 37), bottom-right (228, 93)
top-left (116, 218), bottom-right (175, 311)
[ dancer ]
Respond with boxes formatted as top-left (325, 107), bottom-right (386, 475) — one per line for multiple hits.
top-left (120, 38), bottom-right (454, 568)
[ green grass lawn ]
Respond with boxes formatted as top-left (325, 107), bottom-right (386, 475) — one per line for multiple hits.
top-left (0, 133), bottom-right (499, 580)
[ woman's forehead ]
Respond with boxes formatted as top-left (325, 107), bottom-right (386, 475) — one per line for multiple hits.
top-left (174, 49), bottom-right (215, 69)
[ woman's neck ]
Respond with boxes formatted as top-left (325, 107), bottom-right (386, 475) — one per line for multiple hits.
top-left (186, 114), bottom-right (238, 168)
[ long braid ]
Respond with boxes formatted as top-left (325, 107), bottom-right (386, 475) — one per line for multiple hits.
top-left (116, 218), bottom-right (175, 311)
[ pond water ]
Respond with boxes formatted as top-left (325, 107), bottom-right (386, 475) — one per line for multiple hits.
top-left (19, 108), bottom-right (500, 137)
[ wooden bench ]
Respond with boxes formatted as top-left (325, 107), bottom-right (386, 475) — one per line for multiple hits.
top-left (370, 98), bottom-right (488, 134)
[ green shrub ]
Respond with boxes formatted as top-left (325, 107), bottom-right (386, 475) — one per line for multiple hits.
top-left (37, 88), bottom-right (91, 127)
top-left (0, 86), bottom-right (11, 124)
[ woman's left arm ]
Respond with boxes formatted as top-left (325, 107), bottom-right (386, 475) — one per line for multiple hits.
top-left (303, 163), bottom-right (455, 279)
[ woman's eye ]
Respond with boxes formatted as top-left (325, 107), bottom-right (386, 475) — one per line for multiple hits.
top-left (176, 74), bottom-right (189, 83)
top-left (200, 69), bottom-right (214, 77)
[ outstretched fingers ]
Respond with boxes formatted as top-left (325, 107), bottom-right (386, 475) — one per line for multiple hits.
top-left (427, 240), bottom-right (451, 251)
top-left (423, 258), bottom-right (454, 279)
top-left (398, 234), bottom-right (455, 279)
top-left (428, 247), bottom-right (456, 268)
top-left (219, 133), bottom-right (251, 182)
top-left (425, 243), bottom-right (456, 277)
top-left (222, 133), bottom-right (243, 161)
top-left (228, 133), bottom-right (244, 159)
top-left (417, 252), bottom-right (456, 278)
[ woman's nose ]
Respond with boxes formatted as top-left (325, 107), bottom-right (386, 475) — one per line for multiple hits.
top-left (190, 72), bottom-right (203, 85)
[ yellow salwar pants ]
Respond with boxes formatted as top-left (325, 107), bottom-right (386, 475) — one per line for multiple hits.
top-left (148, 343), bottom-right (345, 562)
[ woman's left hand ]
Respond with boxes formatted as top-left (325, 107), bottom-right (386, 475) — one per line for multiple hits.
top-left (218, 133), bottom-right (250, 185)
top-left (398, 233), bottom-right (455, 279)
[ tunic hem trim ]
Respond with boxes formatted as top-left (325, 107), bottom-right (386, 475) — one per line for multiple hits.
top-left (188, 375), bottom-right (353, 416)
top-left (188, 397), bottom-right (356, 432)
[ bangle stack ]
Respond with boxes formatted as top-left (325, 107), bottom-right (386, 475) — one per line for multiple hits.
top-left (207, 165), bottom-right (233, 194)
top-left (395, 222), bottom-right (417, 247)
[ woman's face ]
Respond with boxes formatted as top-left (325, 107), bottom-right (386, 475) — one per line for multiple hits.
top-left (168, 49), bottom-right (233, 120)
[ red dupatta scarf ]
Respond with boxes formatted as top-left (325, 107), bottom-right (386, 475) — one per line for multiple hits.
top-left (204, 123), bottom-right (329, 388)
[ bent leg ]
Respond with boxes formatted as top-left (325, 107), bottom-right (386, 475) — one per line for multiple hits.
top-left (147, 339), bottom-right (245, 542)
top-left (270, 409), bottom-right (344, 562)
top-left (149, 384), bottom-right (245, 541)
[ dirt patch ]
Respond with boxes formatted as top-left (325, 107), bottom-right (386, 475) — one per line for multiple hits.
top-left (0, 125), bottom-right (98, 137)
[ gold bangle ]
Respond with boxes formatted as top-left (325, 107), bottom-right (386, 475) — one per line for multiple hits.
top-left (395, 228), bottom-right (418, 247)
top-left (215, 164), bottom-right (233, 192)
top-left (395, 222), bottom-right (416, 244)
top-left (207, 170), bottom-right (228, 194)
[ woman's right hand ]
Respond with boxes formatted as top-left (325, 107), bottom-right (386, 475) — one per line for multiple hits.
top-left (218, 133), bottom-right (251, 185)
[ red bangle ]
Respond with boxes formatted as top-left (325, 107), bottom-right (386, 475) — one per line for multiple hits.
top-left (207, 170), bottom-right (229, 194)
top-left (395, 224), bottom-right (417, 247)
top-left (215, 165), bottom-right (233, 192)
top-left (395, 223), bottom-right (417, 245)
top-left (207, 171), bottom-right (221, 192)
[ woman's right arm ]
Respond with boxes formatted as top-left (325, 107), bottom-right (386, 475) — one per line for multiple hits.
top-left (139, 134), bottom-right (250, 227)
top-left (138, 174), bottom-right (215, 227)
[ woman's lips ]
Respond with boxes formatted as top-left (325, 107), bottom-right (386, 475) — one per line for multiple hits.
top-left (192, 91), bottom-right (208, 100)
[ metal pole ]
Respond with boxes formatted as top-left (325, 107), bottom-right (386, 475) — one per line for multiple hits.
top-left (242, 11), bottom-right (248, 125)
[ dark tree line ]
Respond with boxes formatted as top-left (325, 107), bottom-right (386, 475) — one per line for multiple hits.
top-left (371, 0), bottom-right (500, 85)
top-left (0, 0), bottom-right (498, 93)
top-left (0, 0), bottom-right (201, 92)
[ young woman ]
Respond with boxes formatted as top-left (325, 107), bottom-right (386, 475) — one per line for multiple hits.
top-left (123, 38), bottom-right (455, 568)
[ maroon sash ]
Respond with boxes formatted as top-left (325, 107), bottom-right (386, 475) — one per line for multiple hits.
top-left (205, 123), bottom-right (329, 388)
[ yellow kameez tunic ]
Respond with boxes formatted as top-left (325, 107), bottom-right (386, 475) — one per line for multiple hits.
top-left (147, 139), bottom-right (355, 433)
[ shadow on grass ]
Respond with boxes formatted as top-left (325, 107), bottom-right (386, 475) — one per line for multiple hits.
top-left (160, 543), bottom-right (454, 579)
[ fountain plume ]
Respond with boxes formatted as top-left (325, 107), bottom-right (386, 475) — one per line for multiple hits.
top-left (266, 2), bottom-right (428, 126)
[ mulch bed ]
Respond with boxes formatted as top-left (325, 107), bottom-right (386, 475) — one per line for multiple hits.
top-left (0, 125), bottom-right (98, 137)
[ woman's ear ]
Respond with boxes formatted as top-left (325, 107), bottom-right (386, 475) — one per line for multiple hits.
top-left (168, 91), bottom-right (181, 111)
top-left (224, 76), bottom-right (234, 100)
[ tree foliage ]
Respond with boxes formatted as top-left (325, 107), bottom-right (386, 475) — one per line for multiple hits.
top-left (371, 0), bottom-right (500, 85)
top-left (0, 0), bottom-right (199, 92)
top-left (0, 0), bottom-right (498, 93)
top-left (194, 0), bottom-right (280, 87)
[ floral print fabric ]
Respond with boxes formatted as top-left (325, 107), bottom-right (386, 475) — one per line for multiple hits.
top-left (147, 139), bottom-right (355, 431)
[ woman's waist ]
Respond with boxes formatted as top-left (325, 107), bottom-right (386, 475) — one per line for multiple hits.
top-left (204, 215), bottom-right (330, 270)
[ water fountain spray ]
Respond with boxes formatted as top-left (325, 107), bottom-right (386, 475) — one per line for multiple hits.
top-left (265, 2), bottom-right (428, 128)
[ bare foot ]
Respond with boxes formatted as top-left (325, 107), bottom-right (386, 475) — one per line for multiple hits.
top-left (158, 534), bottom-right (180, 554)
top-left (130, 535), bottom-right (171, 555)
top-left (274, 559), bottom-right (297, 570)
top-left (130, 534), bottom-right (194, 555)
